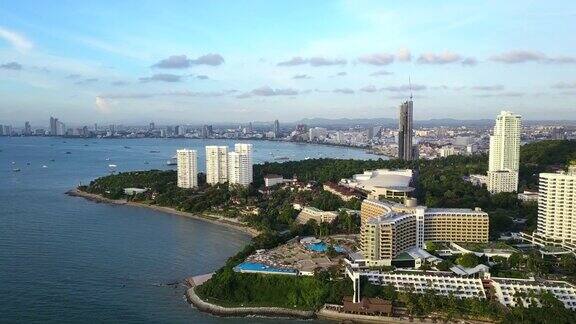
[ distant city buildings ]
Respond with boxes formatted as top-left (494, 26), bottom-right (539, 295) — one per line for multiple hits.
top-left (273, 119), bottom-right (280, 138)
top-left (176, 149), bottom-right (198, 189)
top-left (487, 111), bottom-right (522, 193)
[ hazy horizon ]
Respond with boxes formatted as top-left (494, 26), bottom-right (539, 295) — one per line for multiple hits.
top-left (1, 0), bottom-right (575, 125)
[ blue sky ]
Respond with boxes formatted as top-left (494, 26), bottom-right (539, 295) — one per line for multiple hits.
top-left (0, 0), bottom-right (575, 125)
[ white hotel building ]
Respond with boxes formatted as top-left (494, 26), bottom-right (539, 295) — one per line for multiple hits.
top-left (176, 149), bottom-right (198, 188)
top-left (346, 266), bottom-right (576, 309)
top-left (205, 146), bottom-right (228, 184)
top-left (533, 166), bottom-right (576, 246)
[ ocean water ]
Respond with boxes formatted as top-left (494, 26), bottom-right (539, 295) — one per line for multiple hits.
top-left (0, 137), bottom-right (375, 323)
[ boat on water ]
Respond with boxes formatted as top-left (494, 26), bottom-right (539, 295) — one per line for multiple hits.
top-left (166, 156), bottom-right (177, 166)
top-left (274, 156), bottom-right (290, 160)
top-left (12, 168), bottom-right (21, 172)
top-left (42, 165), bottom-right (47, 168)
top-left (149, 150), bottom-right (160, 153)
top-left (65, 152), bottom-right (71, 154)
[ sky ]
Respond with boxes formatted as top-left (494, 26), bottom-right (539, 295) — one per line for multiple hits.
top-left (0, 0), bottom-right (575, 126)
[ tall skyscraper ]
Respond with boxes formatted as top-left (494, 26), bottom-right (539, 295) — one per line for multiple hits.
top-left (535, 165), bottom-right (576, 244)
top-left (273, 119), bottom-right (280, 138)
top-left (50, 116), bottom-right (58, 136)
top-left (487, 111), bottom-right (522, 193)
top-left (228, 143), bottom-right (253, 186)
top-left (398, 99), bottom-right (414, 161)
top-left (177, 149), bottom-right (198, 189)
top-left (206, 146), bottom-right (229, 184)
top-left (24, 122), bottom-right (31, 136)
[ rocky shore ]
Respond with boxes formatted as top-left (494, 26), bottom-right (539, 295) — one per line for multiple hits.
top-left (66, 188), bottom-right (260, 237)
top-left (185, 285), bottom-right (316, 320)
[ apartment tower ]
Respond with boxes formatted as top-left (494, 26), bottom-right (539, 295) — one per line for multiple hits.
top-left (176, 149), bottom-right (198, 188)
top-left (228, 143), bottom-right (253, 186)
top-left (205, 146), bottom-right (228, 184)
top-left (487, 111), bottom-right (522, 193)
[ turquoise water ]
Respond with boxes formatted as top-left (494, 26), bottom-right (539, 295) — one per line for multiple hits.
top-left (305, 243), bottom-right (346, 253)
top-left (234, 262), bottom-right (298, 274)
top-left (0, 137), bottom-right (375, 323)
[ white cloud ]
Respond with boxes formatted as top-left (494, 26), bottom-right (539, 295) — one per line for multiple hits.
top-left (0, 26), bottom-right (34, 52)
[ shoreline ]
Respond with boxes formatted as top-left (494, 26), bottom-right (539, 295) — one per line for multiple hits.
top-left (185, 280), bottom-right (316, 320)
top-left (66, 188), bottom-right (260, 237)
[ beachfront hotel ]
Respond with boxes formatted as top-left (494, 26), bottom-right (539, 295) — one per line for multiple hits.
top-left (296, 206), bottom-right (339, 224)
top-left (205, 146), bottom-right (228, 184)
top-left (345, 266), bottom-right (576, 310)
top-left (487, 111), bottom-right (522, 194)
top-left (359, 199), bottom-right (488, 266)
top-left (177, 149), bottom-right (198, 188)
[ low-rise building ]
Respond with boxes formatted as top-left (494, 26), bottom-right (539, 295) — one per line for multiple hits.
top-left (263, 174), bottom-right (285, 187)
top-left (296, 206), bottom-right (339, 224)
top-left (323, 182), bottom-right (362, 201)
top-left (491, 277), bottom-right (576, 310)
top-left (341, 169), bottom-right (415, 200)
top-left (518, 190), bottom-right (539, 202)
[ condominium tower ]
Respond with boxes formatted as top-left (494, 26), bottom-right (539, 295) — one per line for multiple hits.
top-left (487, 111), bottom-right (522, 193)
top-left (176, 149), bottom-right (198, 188)
top-left (228, 143), bottom-right (253, 186)
top-left (535, 165), bottom-right (576, 244)
top-left (398, 100), bottom-right (414, 161)
top-left (206, 146), bottom-right (228, 184)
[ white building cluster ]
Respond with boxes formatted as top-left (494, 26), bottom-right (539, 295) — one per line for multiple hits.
top-left (177, 143), bottom-right (253, 189)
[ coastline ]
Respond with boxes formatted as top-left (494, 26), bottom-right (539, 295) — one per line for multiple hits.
top-left (66, 188), bottom-right (260, 237)
top-left (185, 279), bottom-right (316, 320)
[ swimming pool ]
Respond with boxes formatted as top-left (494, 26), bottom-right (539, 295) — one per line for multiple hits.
top-left (305, 242), bottom-right (346, 253)
top-left (234, 262), bottom-right (298, 275)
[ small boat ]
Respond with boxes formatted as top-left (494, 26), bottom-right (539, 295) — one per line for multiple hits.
top-left (144, 161), bottom-right (149, 164)
top-left (13, 168), bottom-right (21, 172)
top-left (42, 165), bottom-right (48, 168)
top-left (11, 161), bottom-right (15, 164)
top-left (124, 146), bottom-right (131, 149)
top-left (105, 158), bottom-right (110, 161)
top-left (26, 162), bottom-right (31, 165)
top-left (275, 156), bottom-right (290, 160)
top-left (65, 151), bottom-right (71, 154)
top-left (166, 156), bottom-right (177, 166)
top-left (108, 164), bottom-right (117, 168)
top-left (50, 159), bottom-right (55, 162)
top-left (149, 150), bottom-right (160, 153)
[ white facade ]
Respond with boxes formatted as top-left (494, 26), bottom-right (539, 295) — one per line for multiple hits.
top-left (234, 143), bottom-right (253, 183)
top-left (176, 149), bottom-right (198, 188)
top-left (228, 152), bottom-right (252, 186)
top-left (487, 111), bottom-right (522, 193)
top-left (205, 146), bottom-right (228, 184)
top-left (491, 277), bottom-right (576, 310)
top-left (536, 169), bottom-right (576, 243)
top-left (439, 146), bottom-right (457, 158)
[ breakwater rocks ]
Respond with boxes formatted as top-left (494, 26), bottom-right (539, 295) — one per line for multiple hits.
top-left (185, 287), bottom-right (316, 320)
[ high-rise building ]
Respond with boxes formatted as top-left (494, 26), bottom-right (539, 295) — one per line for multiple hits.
top-left (535, 165), bottom-right (576, 244)
top-left (56, 121), bottom-right (66, 136)
top-left (273, 119), bottom-right (280, 138)
top-left (149, 122), bottom-right (155, 131)
top-left (50, 116), bottom-right (58, 136)
top-left (24, 122), bottom-right (32, 136)
top-left (359, 199), bottom-right (488, 266)
top-left (487, 111), bottom-right (522, 193)
top-left (206, 146), bottom-right (228, 184)
top-left (177, 149), bottom-right (198, 188)
top-left (201, 125), bottom-right (212, 138)
top-left (398, 100), bottom-right (414, 161)
top-left (228, 143), bottom-right (253, 186)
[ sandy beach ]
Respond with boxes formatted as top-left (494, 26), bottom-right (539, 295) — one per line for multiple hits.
top-left (66, 188), bottom-right (260, 237)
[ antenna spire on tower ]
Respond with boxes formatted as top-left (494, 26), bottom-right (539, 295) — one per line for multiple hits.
top-left (409, 76), bottom-right (413, 100)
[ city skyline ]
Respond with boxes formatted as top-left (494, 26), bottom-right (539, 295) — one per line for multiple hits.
top-left (1, 1), bottom-right (576, 125)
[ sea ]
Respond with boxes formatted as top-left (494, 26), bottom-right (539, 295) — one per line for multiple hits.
top-left (0, 137), bottom-right (377, 323)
